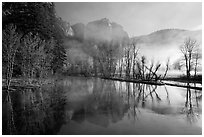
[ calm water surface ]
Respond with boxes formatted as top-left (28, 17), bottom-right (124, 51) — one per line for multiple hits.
top-left (2, 77), bottom-right (202, 135)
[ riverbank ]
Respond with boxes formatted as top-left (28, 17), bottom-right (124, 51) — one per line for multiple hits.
top-left (2, 78), bottom-right (57, 91)
top-left (66, 74), bottom-right (202, 90)
top-left (2, 75), bottom-right (202, 91)
top-left (163, 75), bottom-right (202, 84)
top-left (99, 76), bottom-right (202, 90)
top-left (100, 77), bottom-right (165, 85)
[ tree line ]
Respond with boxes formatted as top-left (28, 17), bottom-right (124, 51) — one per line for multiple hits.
top-left (3, 2), bottom-right (67, 89)
top-left (65, 36), bottom-right (201, 82)
top-left (65, 38), bottom-right (171, 81)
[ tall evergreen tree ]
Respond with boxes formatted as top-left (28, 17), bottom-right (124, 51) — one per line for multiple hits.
top-left (2, 2), bottom-right (67, 77)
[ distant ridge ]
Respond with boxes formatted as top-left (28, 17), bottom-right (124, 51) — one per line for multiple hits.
top-left (131, 29), bottom-right (201, 47)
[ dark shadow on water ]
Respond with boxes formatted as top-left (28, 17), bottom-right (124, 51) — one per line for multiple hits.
top-left (2, 84), bottom-right (67, 135)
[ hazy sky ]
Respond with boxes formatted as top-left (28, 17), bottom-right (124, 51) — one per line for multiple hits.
top-left (55, 2), bottom-right (202, 37)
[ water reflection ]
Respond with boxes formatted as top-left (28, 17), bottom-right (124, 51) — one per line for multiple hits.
top-left (182, 83), bottom-right (202, 124)
top-left (3, 84), bottom-right (67, 135)
top-left (2, 77), bottom-right (202, 135)
top-left (65, 79), bottom-right (129, 127)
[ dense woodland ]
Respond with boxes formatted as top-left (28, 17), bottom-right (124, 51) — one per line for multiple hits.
top-left (2, 2), bottom-right (202, 90)
top-left (3, 3), bottom-right (67, 87)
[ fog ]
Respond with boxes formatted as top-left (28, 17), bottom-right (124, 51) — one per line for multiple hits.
top-left (55, 2), bottom-right (202, 36)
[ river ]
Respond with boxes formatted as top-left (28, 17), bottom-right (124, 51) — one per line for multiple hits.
top-left (2, 76), bottom-right (202, 135)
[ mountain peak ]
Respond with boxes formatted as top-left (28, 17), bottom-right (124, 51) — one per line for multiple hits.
top-left (98, 18), bottom-right (112, 27)
top-left (100, 18), bottom-right (110, 22)
top-left (85, 18), bottom-right (129, 42)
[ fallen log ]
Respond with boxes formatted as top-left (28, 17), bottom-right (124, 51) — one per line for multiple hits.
top-left (100, 77), bottom-right (202, 90)
top-left (100, 77), bottom-right (165, 86)
top-left (163, 82), bottom-right (202, 90)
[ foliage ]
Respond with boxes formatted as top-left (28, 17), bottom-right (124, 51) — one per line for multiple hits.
top-left (2, 24), bottom-right (22, 89)
top-left (2, 2), bottom-right (67, 83)
top-left (3, 2), bottom-right (55, 39)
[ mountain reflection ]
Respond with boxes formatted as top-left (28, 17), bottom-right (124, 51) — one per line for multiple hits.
top-left (2, 77), bottom-right (202, 135)
top-left (65, 79), bottom-right (129, 127)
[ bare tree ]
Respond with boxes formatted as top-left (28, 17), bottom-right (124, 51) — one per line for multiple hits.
top-left (117, 41), bottom-right (139, 79)
top-left (145, 62), bottom-right (161, 81)
top-left (162, 58), bottom-right (170, 79)
top-left (124, 45), bottom-right (133, 78)
top-left (118, 57), bottom-right (124, 78)
top-left (34, 39), bottom-right (55, 82)
top-left (146, 59), bottom-right (154, 80)
top-left (3, 24), bottom-right (22, 90)
top-left (21, 33), bottom-right (41, 84)
top-left (180, 38), bottom-right (199, 79)
top-left (193, 50), bottom-right (202, 78)
top-left (136, 60), bottom-right (142, 79)
top-left (132, 41), bottom-right (139, 79)
top-left (141, 56), bottom-right (146, 80)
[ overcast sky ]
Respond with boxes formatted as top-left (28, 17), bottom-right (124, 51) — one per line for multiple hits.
top-left (55, 2), bottom-right (202, 37)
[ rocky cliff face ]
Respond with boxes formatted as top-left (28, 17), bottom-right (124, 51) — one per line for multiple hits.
top-left (84, 18), bottom-right (129, 43)
top-left (64, 22), bottom-right (74, 37)
top-left (65, 18), bottom-right (129, 44)
top-left (71, 23), bottom-right (85, 41)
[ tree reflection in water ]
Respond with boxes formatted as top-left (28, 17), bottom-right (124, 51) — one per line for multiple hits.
top-left (2, 77), bottom-right (202, 134)
top-left (3, 91), bottom-right (17, 134)
top-left (68, 79), bottom-right (129, 127)
top-left (183, 82), bottom-right (201, 124)
top-left (2, 83), bottom-right (67, 135)
top-left (124, 83), bottom-right (167, 119)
